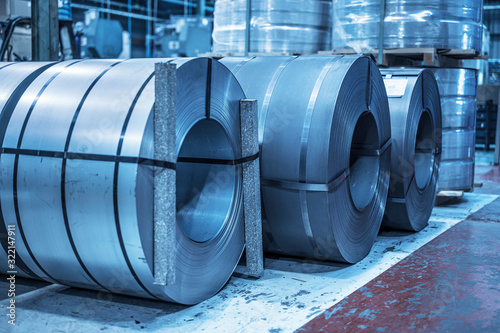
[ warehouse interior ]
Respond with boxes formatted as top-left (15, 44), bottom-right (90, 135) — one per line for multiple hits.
top-left (0, 0), bottom-right (499, 332)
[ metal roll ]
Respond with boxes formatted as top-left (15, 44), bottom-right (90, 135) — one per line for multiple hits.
top-left (333, 0), bottom-right (483, 51)
top-left (0, 58), bottom-right (245, 305)
top-left (437, 160), bottom-right (474, 191)
top-left (213, 0), bottom-right (332, 54)
top-left (440, 96), bottom-right (476, 129)
top-left (430, 68), bottom-right (477, 192)
top-left (221, 55), bottom-right (391, 263)
top-left (0, 62), bottom-right (56, 279)
top-left (380, 69), bottom-right (442, 231)
top-left (441, 129), bottom-right (475, 161)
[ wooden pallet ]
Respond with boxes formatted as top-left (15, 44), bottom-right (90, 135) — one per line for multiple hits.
top-left (318, 48), bottom-right (486, 67)
top-left (435, 190), bottom-right (465, 206)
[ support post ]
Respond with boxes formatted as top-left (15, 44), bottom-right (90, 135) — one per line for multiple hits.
top-left (244, 0), bottom-right (251, 56)
top-left (377, 0), bottom-right (386, 65)
top-left (240, 99), bottom-right (264, 278)
top-left (31, 0), bottom-right (59, 61)
top-left (197, 0), bottom-right (206, 17)
top-left (495, 102), bottom-right (500, 165)
top-left (153, 62), bottom-right (177, 285)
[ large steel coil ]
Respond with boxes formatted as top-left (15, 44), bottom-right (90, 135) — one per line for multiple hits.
top-left (381, 69), bottom-right (442, 231)
top-left (430, 68), bottom-right (477, 192)
top-left (333, 0), bottom-right (483, 52)
top-left (213, 0), bottom-right (332, 54)
top-left (221, 55), bottom-right (391, 263)
top-left (0, 58), bottom-right (246, 305)
top-left (0, 62), bottom-right (55, 279)
top-left (441, 129), bottom-right (475, 161)
top-left (438, 160), bottom-right (475, 191)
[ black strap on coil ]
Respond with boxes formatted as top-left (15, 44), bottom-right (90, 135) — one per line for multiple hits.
top-left (0, 147), bottom-right (259, 170)
top-left (262, 138), bottom-right (392, 193)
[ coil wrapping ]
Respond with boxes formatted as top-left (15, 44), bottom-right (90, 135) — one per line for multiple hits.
top-left (381, 69), bottom-right (442, 231)
top-left (430, 68), bottom-right (477, 192)
top-left (333, 0), bottom-right (483, 52)
top-left (221, 55), bottom-right (391, 263)
top-left (213, 0), bottom-right (332, 54)
top-left (0, 58), bottom-right (246, 305)
top-left (438, 160), bottom-right (475, 191)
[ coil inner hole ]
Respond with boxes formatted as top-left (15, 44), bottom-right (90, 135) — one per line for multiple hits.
top-left (176, 119), bottom-right (236, 243)
top-left (414, 110), bottom-right (435, 190)
top-left (349, 111), bottom-right (380, 211)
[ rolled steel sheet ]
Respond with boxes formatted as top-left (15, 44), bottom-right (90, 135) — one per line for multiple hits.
top-left (430, 68), bottom-right (477, 192)
top-left (213, 0), bottom-right (332, 54)
top-left (438, 160), bottom-right (474, 191)
top-left (333, 0), bottom-right (483, 51)
top-left (0, 58), bottom-right (246, 304)
top-left (221, 55), bottom-right (391, 263)
top-left (440, 97), bottom-right (476, 129)
top-left (441, 129), bottom-right (475, 161)
top-left (380, 69), bottom-right (442, 231)
top-left (0, 62), bottom-right (56, 279)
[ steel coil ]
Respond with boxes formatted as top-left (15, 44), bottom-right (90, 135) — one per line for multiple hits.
top-left (221, 55), bottom-right (391, 263)
top-left (333, 0), bottom-right (483, 51)
top-left (441, 129), bottom-right (475, 161)
top-left (438, 160), bottom-right (474, 191)
top-left (380, 69), bottom-right (441, 231)
top-left (0, 62), bottom-right (56, 279)
top-left (0, 58), bottom-right (246, 305)
top-left (213, 0), bottom-right (332, 54)
top-left (430, 68), bottom-right (477, 192)
top-left (440, 96), bottom-right (476, 129)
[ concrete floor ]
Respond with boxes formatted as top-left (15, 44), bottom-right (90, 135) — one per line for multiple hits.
top-left (0, 152), bottom-right (499, 333)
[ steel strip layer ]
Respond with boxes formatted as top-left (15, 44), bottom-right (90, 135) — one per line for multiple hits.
top-left (213, 0), bottom-right (332, 54)
top-left (0, 62), bottom-right (57, 279)
top-left (333, 0), bottom-right (483, 51)
top-left (222, 55), bottom-right (391, 263)
top-left (430, 68), bottom-right (477, 191)
top-left (0, 58), bottom-right (245, 304)
top-left (381, 69), bottom-right (442, 231)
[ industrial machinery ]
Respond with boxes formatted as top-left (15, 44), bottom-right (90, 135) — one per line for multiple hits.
top-left (154, 16), bottom-right (212, 58)
top-left (75, 10), bottom-right (124, 59)
top-left (0, 0), bottom-right (76, 61)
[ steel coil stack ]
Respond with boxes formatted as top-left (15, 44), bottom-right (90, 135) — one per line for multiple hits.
top-left (381, 69), bottom-right (442, 231)
top-left (430, 68), bottom-right (477, 191)
top-left (213, 0), bottom-right (332, 54)
top-left (333, 0), bottom-right (483, 52)
top-left (0, 58), bottom-right (246, 305)
top-left (221, 55), bottom-right (391, 263)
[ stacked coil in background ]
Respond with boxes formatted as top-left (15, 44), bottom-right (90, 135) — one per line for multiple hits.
top-left (333, 0), bottom-right (483, 52)
top-left (381, 69), bottom-right (442, 231)
top-left (430, 68), bottom-right (477, 191)
top-left (0, 58), bottom-right (246, 305)
top-left (213, 0), bottom-right (332, 54)
top-left (221, 55), bottom-right (391, 263)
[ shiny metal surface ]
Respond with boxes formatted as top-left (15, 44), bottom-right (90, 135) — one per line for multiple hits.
top-left (0, 61), bottom-right (55, 279)
top-left (333, 0), bottom-right (483, 52)
top-left (430, 68), bottom-right (477, 192)
top-left (441, 129), bottom-right (475, 161)
top-left (221, 55), bottom-right (391, 263)
top-left (213, 0), bottom-right (332, 53)
top-left (380, 69), bottom-right (442, 231)
top-left (0, 58), bottom-right (245, 304)
top-left (437, 160), bottom-right (475, 191)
